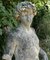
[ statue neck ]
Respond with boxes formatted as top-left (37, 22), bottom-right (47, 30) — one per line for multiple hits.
top-left (20, 23), bottom-right (31, 31)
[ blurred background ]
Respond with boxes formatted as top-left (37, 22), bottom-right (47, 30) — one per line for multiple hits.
top-left (0, 0), bottom-right (50, 60)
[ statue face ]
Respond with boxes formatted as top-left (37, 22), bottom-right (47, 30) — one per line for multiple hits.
top-left (20, 8), bottom-right (34, 25)
top-left (16, 1), bottom-right (37, 26)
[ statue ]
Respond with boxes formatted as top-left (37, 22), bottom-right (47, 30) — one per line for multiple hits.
top-left (2, 1), bottom-right (48, 60)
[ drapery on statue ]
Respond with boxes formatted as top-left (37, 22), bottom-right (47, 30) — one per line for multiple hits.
top-left (2, 1), bottom-right (48, 60)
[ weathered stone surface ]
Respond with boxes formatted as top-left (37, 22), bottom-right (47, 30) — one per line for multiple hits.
top-left (2, 1), bottom-right (48, 60)
top-left (13, 26), bottom-right (40, 60)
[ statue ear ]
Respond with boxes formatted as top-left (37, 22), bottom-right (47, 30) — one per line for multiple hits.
top-left (32, 4), bottom-right (37, 16)
top-left (33, 10), bottom-right (37, 16)
top-left (14, 11), bottom-right (20, 20)
top-left (33, 11), bottom-right (37, 16)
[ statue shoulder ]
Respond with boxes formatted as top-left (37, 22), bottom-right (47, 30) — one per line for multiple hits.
top-left (5, 26), bottom-right (24, 41)
top-left (31, 27), bottom-right (36, 33)
top-left (8, 28), bottom-right (20, 37)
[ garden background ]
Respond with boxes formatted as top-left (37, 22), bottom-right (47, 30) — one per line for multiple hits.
top-left (0, 0), bottom-right (50, 60)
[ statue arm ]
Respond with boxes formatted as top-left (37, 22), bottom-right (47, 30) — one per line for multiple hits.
top-left (2, 33), bottom-right (17, 60)
top-left (31, 27), bottom-right (48, 60)
top-left (39, 48), bottom-right (48, 60)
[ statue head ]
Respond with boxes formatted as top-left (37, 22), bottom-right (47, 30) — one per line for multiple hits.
top-left (15, 1), bottom-right (37, 26)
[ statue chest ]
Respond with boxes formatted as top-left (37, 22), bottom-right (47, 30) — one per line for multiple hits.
top-left (17, 29), bottom-right (39, 48)
top-left (14, 29), bottom-right (40, 60)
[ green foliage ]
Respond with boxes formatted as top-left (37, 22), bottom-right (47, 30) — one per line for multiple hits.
top-left (27, 0), bottom-right (48, 3)
top-left (32, 4), bottom-right (48, 40)
top-left (0, 1), bottom-right (19, 35)
top-left (0, 1), bottom-right (19, 60)
top-left (0, 0), bottom-right (50, 60)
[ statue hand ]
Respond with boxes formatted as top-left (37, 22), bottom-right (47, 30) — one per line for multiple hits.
top-left (2, 54), bottom-right (11, 60)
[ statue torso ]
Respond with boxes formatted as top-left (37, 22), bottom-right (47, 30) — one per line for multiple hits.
top-left (12, 26), bottom-right (40, 60)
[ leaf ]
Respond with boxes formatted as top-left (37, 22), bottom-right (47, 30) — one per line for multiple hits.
top-left (0, 29), bottom-right (2, 35)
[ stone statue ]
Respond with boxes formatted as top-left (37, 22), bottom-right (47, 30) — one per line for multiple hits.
top-left (2, 1), bottom-right (48, 60)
